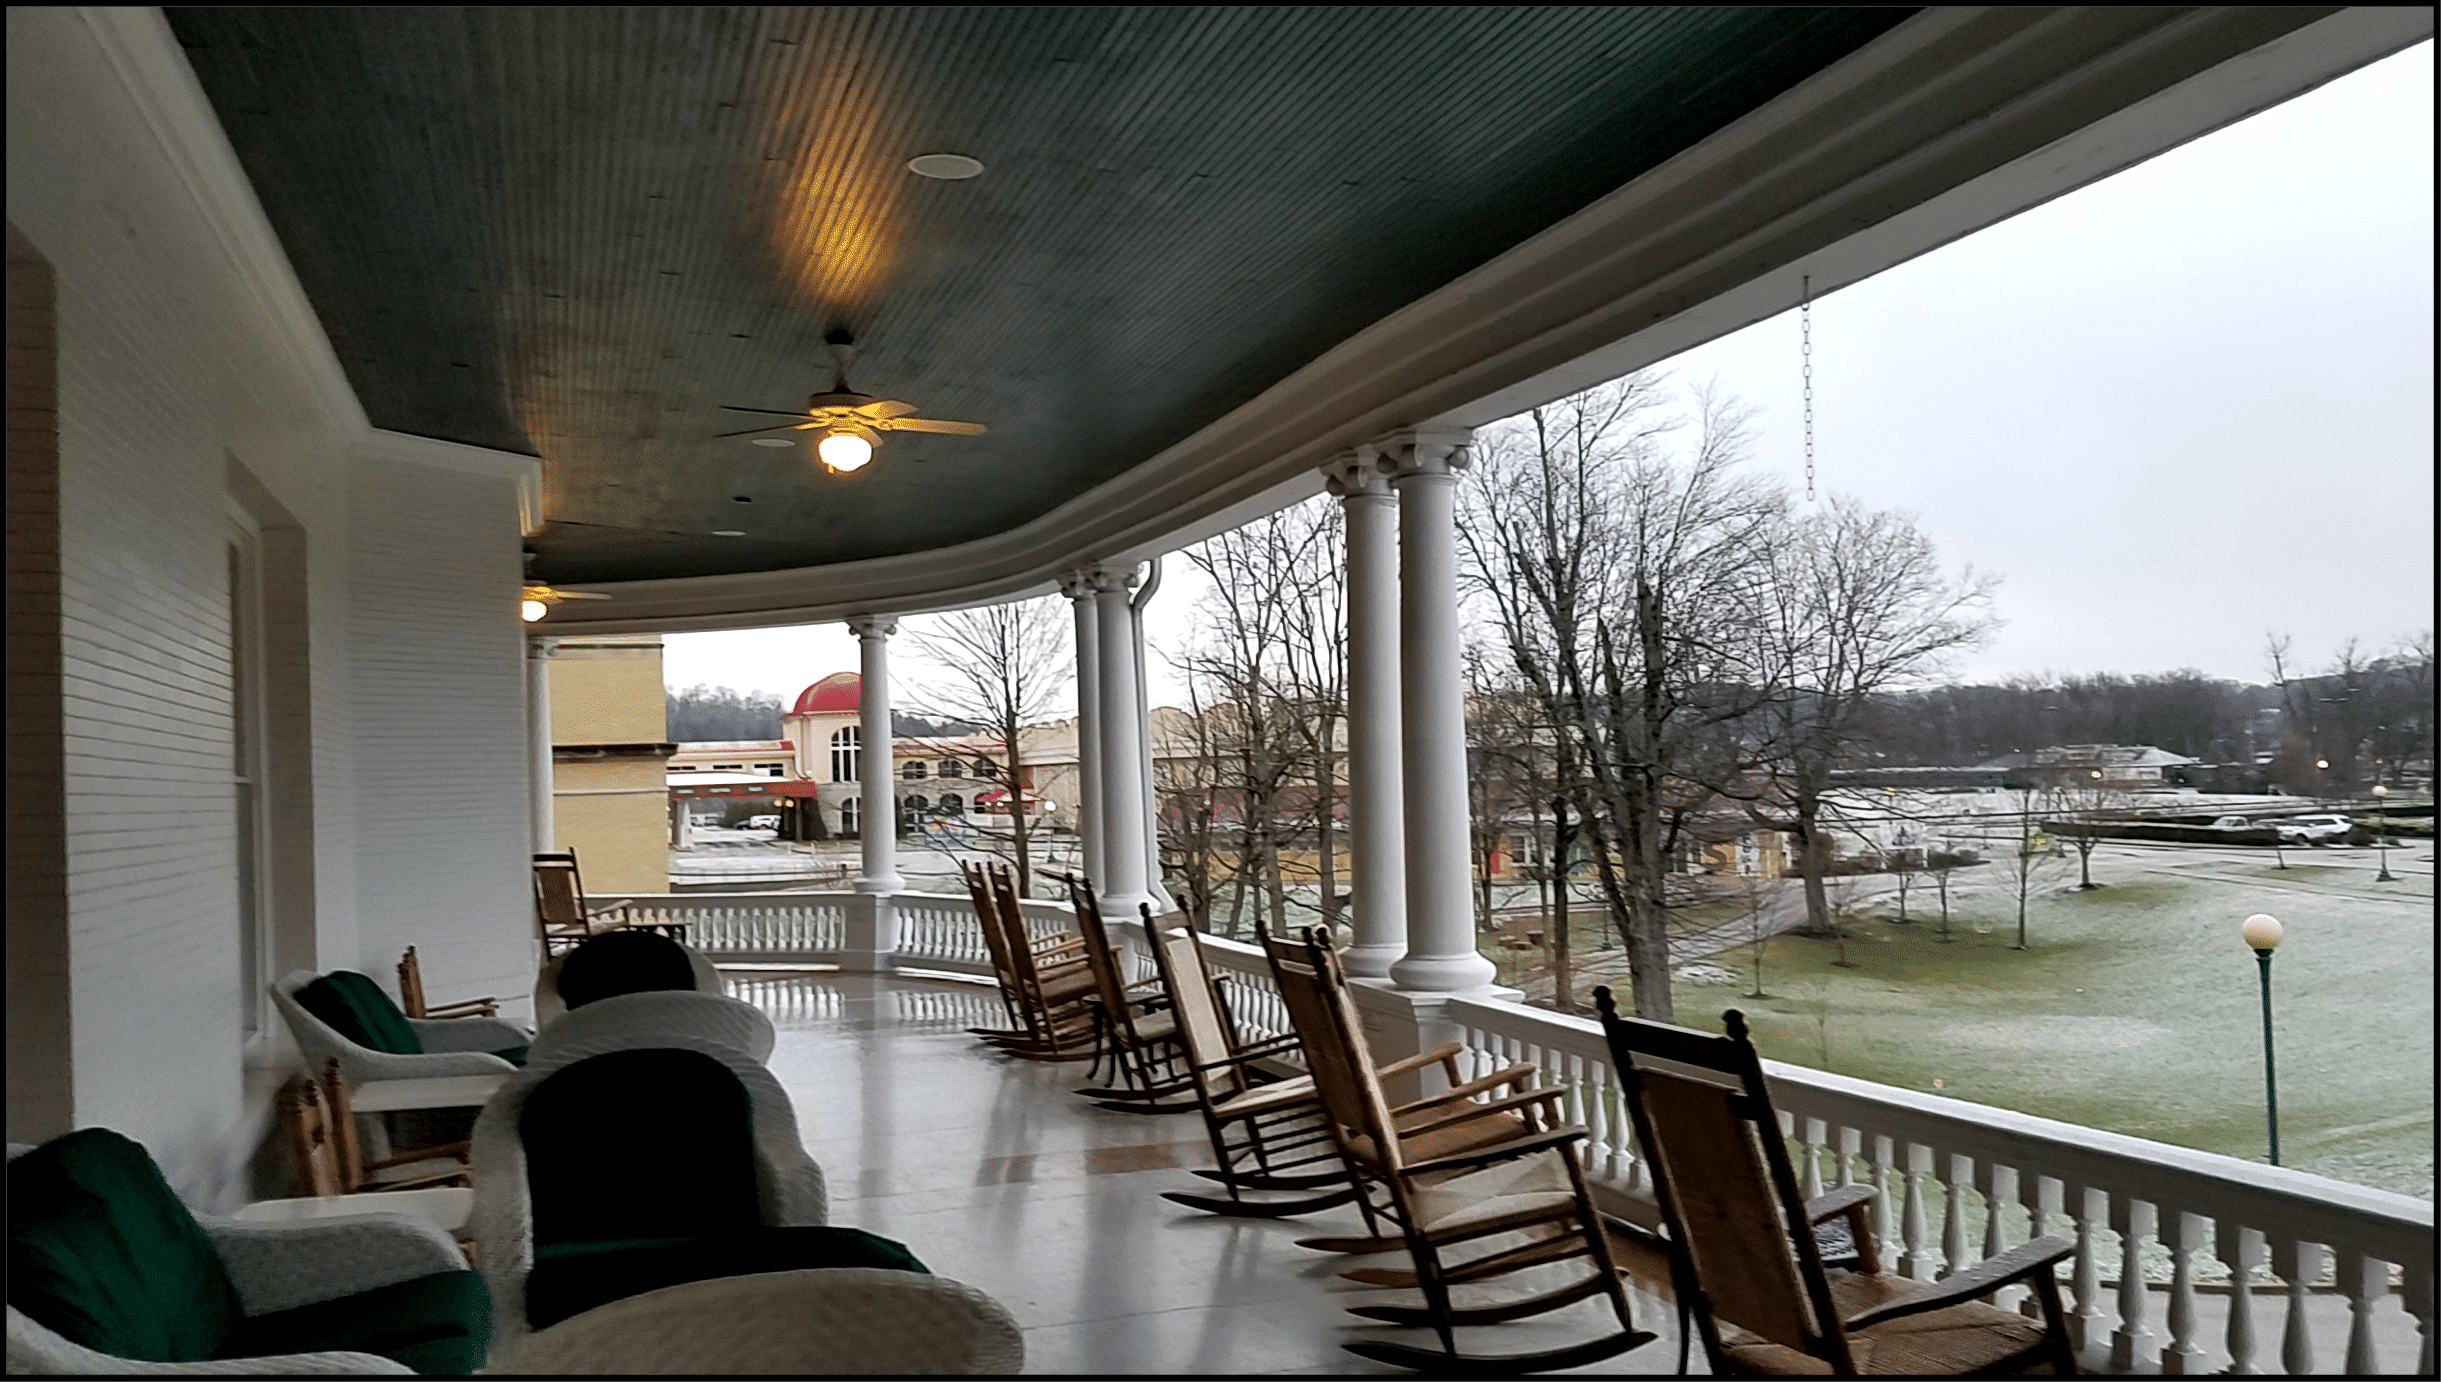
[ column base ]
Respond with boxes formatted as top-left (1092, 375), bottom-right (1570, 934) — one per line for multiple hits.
top-left (1343, 977), bottom-right (1524, 1104)
top-left (839, 890), bottom-right (900, 974)
top-left (1339, 942), bottom-right (1403, 980)
top-left (1387, 949), bottom-right (1499, 993)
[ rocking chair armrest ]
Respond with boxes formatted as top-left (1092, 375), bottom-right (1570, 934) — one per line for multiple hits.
top-left (1030, 935), bottom-right (1088, 958)
top-left (1803, 1183), bottom-right (1878, 1225)
top-left (1388, 1063), bottom-right (1542, 1118)
top-left (360, 1140), bottom-right (470, 1174)
top-left (1188, 1034), bottom-right (1303, 1074)
top-left (1373, 1043), bottom-right (1468, 1083)
top-left (416, 997), bottom-right (499, 1019)
top-left (1395, 1086), bottom-right (1566, 1138)
top-left (1400, 1124), bottom-right (1587, 1177)
top-left (1841, 1236), bottom-right (2077, 1331)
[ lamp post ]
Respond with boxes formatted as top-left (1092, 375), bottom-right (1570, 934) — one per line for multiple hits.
top-left (2241, 913), bottom-right (2284, 1166)
top-left (2370, 785), bottom-right (2395, 881)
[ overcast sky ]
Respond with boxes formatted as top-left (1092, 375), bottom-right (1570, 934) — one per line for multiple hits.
top-left (666, 42), bottom-right (2433, 713)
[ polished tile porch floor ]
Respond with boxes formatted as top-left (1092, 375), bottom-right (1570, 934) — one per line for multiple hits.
top-left (726, 968), bottom-right (1690, 1376)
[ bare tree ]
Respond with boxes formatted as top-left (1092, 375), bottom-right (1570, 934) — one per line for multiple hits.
top-left (902, 597), bottom-right (1071, 898)
top-left (1463, 376), bottom-right (1784, 1023)
top-left (1751, 496), bottom-right (1997, 941)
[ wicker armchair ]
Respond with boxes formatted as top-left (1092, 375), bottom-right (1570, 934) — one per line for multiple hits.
top-left (8, 1133), bottom-right (483, 1376)
top-left (270, 971), bottom-right (527, 1088)
top-left (467, 1037), bottom-right (831, 1351)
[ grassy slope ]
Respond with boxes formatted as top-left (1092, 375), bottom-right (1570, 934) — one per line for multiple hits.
top-left (1672, 857), bottom-right (2435, 1198)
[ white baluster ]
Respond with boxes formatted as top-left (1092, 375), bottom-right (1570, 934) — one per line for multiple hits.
top-left (2216, 1221), bottom-right (2264, 1376)
top-left (1868, 1133), bottom-right (1897, 1255)
top-left (1900, 1142), bottom-right (1931, 1280)
top-left (2015, 1170), bottom-right (2055, 1321)
top-left (2067, 1183), bottom-right (2107, 1363)
top-left (1940, 1150), bottom-right (1971, 1277)
top-left (2269, 1238), bottom-right (2323, 1376)
top-left (1979, 1162), bottom-right (2015, 1311)
top-left (2161, 1208), bottom-right (2206, 1376)
top-left (1837, 1124), bottom-right (1862, 1191)
top-left (2340, 1251), bottom-right (2382, 1376)
top-left (2402, 1255), bottom-right (2435, 1378)
top-left (2109, 1195), bottom-right (2157, 1373)
top-left (1801, 1116), bottom-right (1827, 1199)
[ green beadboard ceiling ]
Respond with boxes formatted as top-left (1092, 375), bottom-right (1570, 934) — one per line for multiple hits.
top-left (167, 6), bottom-right (1914, 584)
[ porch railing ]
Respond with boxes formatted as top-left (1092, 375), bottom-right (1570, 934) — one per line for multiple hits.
top-left (601, 889), bottom-right (2435, 1376)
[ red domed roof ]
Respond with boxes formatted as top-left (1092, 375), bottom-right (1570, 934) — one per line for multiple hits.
top-left (790, 672), bottom-right (860, 715)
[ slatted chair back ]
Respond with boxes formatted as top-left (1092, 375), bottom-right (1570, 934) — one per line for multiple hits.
top-left (1600, 1007), bottom-right (1840, 1366)
top-left (1147, 917), bottom-right (1244, 1099)
top-left (960, 861), bottom-right (1022, 1001)
top-left (533, 853), bottom-right (596, 957)
top-left (1266, 928), bottom-right (1402, 1173)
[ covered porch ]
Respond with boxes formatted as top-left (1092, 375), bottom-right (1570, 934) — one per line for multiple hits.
top-left (9, 5), bottom-right (2432, 1374)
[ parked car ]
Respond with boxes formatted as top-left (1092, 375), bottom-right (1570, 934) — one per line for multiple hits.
top-left (2270, 814), bottom-right (2350, 845)
top-left (742, 813), bottom-right (781, 831)
top-left (2209, 815), bottom-right (2254, 830)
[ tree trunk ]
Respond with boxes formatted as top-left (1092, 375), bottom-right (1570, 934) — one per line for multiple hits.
top-left (1549, 797), bottom-right (1575, 1013)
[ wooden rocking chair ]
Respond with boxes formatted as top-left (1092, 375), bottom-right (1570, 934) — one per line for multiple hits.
top-left (1058, 874), bottom-right (1191, 1111)
top-left (1592, 990), bottom-right (2078, 1377)
top-left (1269, 929), bottom-right (1653, 1373)
top-left (281, 1059), bottom-right (470, 1198)
top-left (962, 861), bottom-right (1098, 1062)
top-left (1141, 911), bottom-right (1356, 1217)
top-left (533, 849), bottom-right (633, 958)
top-left (398, 945), bottom-right (500, 1020)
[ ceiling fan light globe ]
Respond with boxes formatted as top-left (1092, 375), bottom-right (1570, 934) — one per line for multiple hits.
top-left (818, 429), bottom-right (874, 473)
top-left (521, 599), bottom-right (550, 623)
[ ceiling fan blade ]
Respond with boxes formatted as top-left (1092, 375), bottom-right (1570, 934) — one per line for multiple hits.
top-left (713, 421), bottom-right (821, 439)
top-left (720, 404), bottom-right (822, 419)
top-left (882, 417), bottom-right (988, 436)
top-left (553, 590), bottom-right (614, 601)
top-left (855, 398), bottom-right (920, 420)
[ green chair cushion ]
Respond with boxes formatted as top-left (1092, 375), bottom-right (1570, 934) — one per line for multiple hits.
top-left (521, 1049), bottom-right (759, 1246)
top-left (219, 1269), bottom-right (489, 1377)
top-left (297, 971), bottom-right (423, 1055)
top-left (491, 1045), bottom-right (530, 1067)
top-left (5, 1128), bottom-right (245, 1362)
top-left (525, 1227), bottom-right (928, 1329)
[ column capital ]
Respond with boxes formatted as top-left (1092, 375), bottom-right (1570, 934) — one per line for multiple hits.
top-left (1057, 570), bottom-right (1098, 600)
top-left (846, 614), bottom-right (897, 640)
top-left (526, 635), bottom-right (561, 658)
top-left (1365, 426), bottom-right (1475, 482)
top-left (1321, 450), bottom-right (1394, 500)
top-left (1084, 562), bottom-right (1140, 595)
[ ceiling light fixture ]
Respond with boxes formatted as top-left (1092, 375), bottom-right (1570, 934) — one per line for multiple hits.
top-left (816, 424), bottom-right (875, 473)
top-left (907, 153), bottom-right (984, 180)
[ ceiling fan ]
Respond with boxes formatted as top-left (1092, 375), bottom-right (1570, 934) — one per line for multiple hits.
top-left (521, 583), bottom-right (610, 623)
top-left (718, 329), bottom-right (986, 473)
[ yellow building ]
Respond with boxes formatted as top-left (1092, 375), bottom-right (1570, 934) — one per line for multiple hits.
top-left (546, 634), bottom-right (672, 893)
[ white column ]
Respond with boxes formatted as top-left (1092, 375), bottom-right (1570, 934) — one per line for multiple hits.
top-left (1061, 572), bottom-right (1104, 890)
top-left (527, 636), bottom-right (558, 855)
top-left (1325, 453), bottom-right (1405, 978)
top-left (849, 616), bottom-right (901, 895)
top-left (1383, 430), bottom-right (1496, 992)
top-left (669, 795), bottom-right (691, 850)
top-left (1091, 564), bottom-right (1154, 917)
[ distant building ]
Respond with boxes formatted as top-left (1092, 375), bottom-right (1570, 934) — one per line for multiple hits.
top-left (545, 634), bottom-right (676, 892)
top-left (1974, 743), bottom-right (2200, 789)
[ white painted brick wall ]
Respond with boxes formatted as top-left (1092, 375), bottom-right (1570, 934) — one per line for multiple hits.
top-left (347, 459), bottom-right (536, 1015)
top-left (10, 9), bottom-right (537, 1208)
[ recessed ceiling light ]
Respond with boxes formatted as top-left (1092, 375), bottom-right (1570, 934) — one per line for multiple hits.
top-left (712, 530), bottom-right (746, 537)
top-left (750, 437), bottom-right (795, 448)
top-left (907, 153), bottom-right (984, 180)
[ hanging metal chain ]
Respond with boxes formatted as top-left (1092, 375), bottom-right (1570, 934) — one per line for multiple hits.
top-left (1800, 274), bottom-right (1815, 502)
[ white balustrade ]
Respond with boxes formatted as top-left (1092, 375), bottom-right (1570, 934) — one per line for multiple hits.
top-left (587, 888), bottom-right (2434, 1376)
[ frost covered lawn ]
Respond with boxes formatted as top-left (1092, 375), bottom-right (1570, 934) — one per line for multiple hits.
top-left (1678, 848), bottom-right (2435, 1198)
